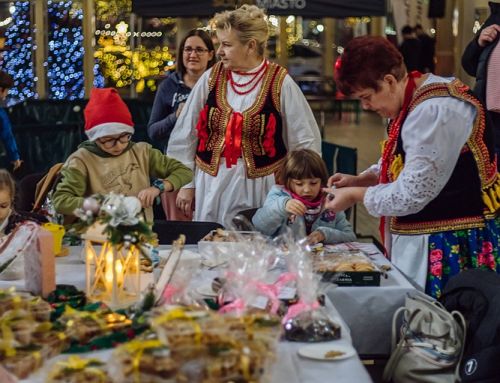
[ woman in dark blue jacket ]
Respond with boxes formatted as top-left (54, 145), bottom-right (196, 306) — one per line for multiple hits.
top-left (148, 29), bottom-right (215, 220)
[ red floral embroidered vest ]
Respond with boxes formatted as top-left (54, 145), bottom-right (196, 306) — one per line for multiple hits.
top-left (195, 61), bottom-right (288, 179)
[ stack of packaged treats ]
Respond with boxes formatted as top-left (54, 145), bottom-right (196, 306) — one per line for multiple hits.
top-left (108, 306), bottom-right (281, 383)
top-left (46, 355), bottom-right (113, 383)
top-left (0, 288), bottom-right (67, 379)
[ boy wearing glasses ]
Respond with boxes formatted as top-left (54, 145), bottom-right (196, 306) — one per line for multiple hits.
top-left (53, 88), bottom-right (193, 222)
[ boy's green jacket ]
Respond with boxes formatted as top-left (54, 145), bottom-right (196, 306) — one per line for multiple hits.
top-left (52, 141), bottom-right (193, 222)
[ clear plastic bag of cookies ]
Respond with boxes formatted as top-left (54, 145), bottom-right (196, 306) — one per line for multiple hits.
top-left (282, 240), bottom-right (341, 342)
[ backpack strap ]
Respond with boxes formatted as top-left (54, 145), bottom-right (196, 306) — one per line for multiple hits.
top-left (452, 310), bottom-right (467, 382)
top-left (32, 163), bottom-right (64, 212)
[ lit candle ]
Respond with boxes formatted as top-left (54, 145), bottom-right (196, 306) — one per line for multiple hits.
top-left (85, 243), bottom-right (92, 296)
top-left (104, 246), bottom-right (114, 293)
top-left (115, 260), bottom-right (124, 288)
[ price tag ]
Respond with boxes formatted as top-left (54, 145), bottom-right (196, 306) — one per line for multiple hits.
top-left (278, 287), bottom-right (296, 300)
top-left (251, 296), bottom-right (269, 310)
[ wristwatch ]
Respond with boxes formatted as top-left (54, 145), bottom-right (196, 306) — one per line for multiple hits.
top-left (152, 179), bottom-right (165, 193)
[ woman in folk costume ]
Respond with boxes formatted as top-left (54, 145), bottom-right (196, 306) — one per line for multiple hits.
top-left (166, 4), bottom-right (321, 226)
top-left (324, 36), bottom-right (500, 298)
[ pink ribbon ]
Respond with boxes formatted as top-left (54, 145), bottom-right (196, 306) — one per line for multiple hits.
top-left (282, 299), bottom-right (320, 325)
top-left (254, 282), bottom-right (280, 314)
top-left (219, 298), bottom-right (245, 315)
top-left (162, 284), bottom-right (181, 304)
top-left (218, 272), bottom-right (297, 315)
top-left (274, 272), bottom-right (297, 290)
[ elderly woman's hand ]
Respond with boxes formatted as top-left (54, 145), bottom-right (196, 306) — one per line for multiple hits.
top-left (322, 186), bottom-right (367, 212)
top-left (327, 172), bottom-right (357, 188)
top-left (328, 171), bottom-right (379, 188)
top-left (176, 188), bottom-right (195, 217)
top-left (478, 24), bottom-right (500, 47)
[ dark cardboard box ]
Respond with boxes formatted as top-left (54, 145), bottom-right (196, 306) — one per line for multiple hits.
top-left (320, 270), bottom-right (381, 286)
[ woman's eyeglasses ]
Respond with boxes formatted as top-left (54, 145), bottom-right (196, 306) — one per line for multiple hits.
top-left (98, 133), bottom-right (132, 149)
top-left (183, 47), bottom-right (209, 55)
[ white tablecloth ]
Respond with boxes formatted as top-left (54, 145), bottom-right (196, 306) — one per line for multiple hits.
top-left (324, 242), bottom-right (418, 356)
top-left (1, 246), bottom-right (372, 383)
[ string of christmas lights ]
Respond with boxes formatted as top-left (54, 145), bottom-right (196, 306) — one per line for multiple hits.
top-left (47, 0), bottom-right (85, 99)
top-left (1, 0), bottom-right (171, 101)
top-left (2, 1), bottom-right (35, 105)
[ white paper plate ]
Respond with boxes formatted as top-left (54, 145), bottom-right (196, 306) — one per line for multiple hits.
top-left (298, 343), bottom-right (356, 361)
top-left (195, 285), bottom-right (218, 297)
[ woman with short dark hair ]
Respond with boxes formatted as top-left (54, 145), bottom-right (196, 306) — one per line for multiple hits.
top-left (325, 36), bottom-right (500, 298)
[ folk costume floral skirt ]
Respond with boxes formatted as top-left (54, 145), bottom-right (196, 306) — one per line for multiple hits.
top-left (426, 216), bottom-right (500, 298)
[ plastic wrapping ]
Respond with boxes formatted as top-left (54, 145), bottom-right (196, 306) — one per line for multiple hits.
top-left (147, 306), bottom-right (279, 383)
top-left (47, 356), bottom-right (113, 383)
top-left (0, 222), bottom-right (40, 280)
top-left (109, 336), bottom-right (177, 383)
top-left (215, 232), bottom-right (281, 315)
top-left (281, 234), bottom-right (341, 342)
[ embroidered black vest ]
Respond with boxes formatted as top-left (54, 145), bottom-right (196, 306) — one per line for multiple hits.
top-left (195, 61), bottom-right (288, 179)
top-left (390, 79), bottom-right (500, 234)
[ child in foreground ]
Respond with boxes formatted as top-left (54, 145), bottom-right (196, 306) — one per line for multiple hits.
top-left (52, 88), bottom-right (193, 223)
top-left (252, 149), bottom-right (356, 244)
top-left (0, 169), bottom-right (46, 237)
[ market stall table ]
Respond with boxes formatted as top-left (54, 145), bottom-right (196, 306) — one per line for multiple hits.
top-left (323, 242), bottom-right (418, 356)
top-left (0, 246), bottom-right (372, 383)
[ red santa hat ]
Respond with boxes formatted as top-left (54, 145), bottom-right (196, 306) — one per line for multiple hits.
top-left (84, 88), bottom-right (134, 141)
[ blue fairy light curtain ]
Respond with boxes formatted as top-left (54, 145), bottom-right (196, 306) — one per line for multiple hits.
top-left (1, 0), bottom-right (104, 104)
top-left (2, 1), bottom-right (35, 105)
top-left (47, 0), bottom-right (85, 100)
top-left (47, 0), bottom-right (104, 98)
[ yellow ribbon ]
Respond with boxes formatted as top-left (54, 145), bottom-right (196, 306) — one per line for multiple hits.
top-left (62, 305), bottom-right (106, 330)
top-left (121, 339), bottom-right (165, 383)
top-left (151, 307), bottom-right (203, 345)
top-left (0, 287), bottom-right (24, 311)
top-left (0, 309), bottom-right (37, 355)
top-left (48, 356), bottom-right (107, 382)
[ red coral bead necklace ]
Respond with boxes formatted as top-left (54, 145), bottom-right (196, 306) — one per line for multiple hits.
top-left (228, 60), bottom-right (269, 95)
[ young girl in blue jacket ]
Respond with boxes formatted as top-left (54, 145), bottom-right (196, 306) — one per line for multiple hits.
top-left (252, 149), bottom-right (356, 244)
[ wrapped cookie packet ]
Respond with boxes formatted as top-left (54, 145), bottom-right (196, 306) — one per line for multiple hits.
top-left (282, 240), bottom-right (341, 342)
top-left (47, 355), bottom-right (112, 383)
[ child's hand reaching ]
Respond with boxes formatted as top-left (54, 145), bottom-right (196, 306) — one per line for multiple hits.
top-left (307, 230), bottom-right (325, 245)
top-left (137, 187), bottom-right (160, 208)
top-left (285, 198), bottom-right (307, 216)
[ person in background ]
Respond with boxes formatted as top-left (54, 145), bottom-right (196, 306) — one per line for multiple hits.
top-left (148, 29), bottom-right (216, 155)
top-left (399, 25), bottom-right (422, 72)
top-left (148, 29), bottom-right (215, 221)
top-left (252, 149), bottom-right (356, 244)
top-left (0, 71), bottom-right (22, 172)
top-left (167, 4), bottom-right (321, 226)
top-left (462, 1), bottom-right (500, 170)
top-left (53, 88), bottom-right (193, 223)
top-left (0, 169), bottom-right (46, 237)
top-left (414, 24), bottom-right (435, 73)
top-left (325, 36), bottom-right (500, 299)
